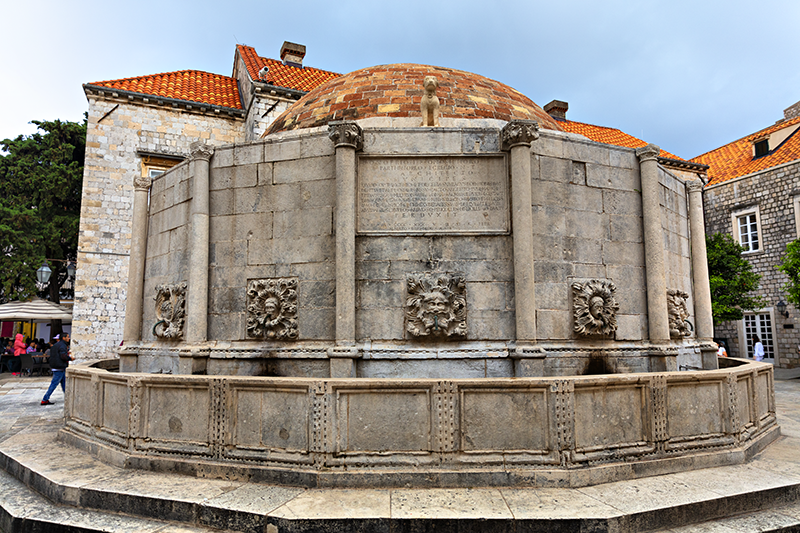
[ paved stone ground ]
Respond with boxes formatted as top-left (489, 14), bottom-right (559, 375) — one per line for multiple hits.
top-left (1, 371), bottom-right (800, 532)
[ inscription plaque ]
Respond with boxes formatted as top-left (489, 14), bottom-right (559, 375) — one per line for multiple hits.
top-left (357, 155), bottom-right (509, 234)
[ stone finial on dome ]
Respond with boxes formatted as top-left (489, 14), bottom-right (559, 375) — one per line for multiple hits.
top-left (420, 76), bottom-right (440, 127)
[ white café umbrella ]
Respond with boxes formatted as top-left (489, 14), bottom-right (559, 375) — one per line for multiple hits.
top-left (0, 298), bottom-right (72, 322)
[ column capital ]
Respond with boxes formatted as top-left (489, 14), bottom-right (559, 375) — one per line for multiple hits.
top-left (635, 143), bottom-right (660, 162)
top-left (686, 179), bottom-right (704, 193)
top-left (133, 174), bottom-right (152, 192)
top-left (190, 142), bottom-right (214, 161)
top-left (328, 121), bottom-right (363, 150)
top-left (501, 120), bottom-right (540, 150)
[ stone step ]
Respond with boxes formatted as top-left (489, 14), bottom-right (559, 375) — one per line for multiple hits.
top-left (0, 468), bottom-right (220, 533)
top-left (654, 501), bottom-right (800, 532)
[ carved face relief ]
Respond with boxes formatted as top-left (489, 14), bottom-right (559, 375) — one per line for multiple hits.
top-left (154, 283), bottom-right (187, 339)
top-left (667, 289), bottom-right (692, 338)
top-left (406, 273), bottom-right (466, 338)
top-left (246, 278), bottom-right (298, 340)
top-left (572, 280), bottom-right (619, 337)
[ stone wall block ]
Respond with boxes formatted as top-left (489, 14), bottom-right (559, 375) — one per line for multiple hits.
top-left (209, 286), bottom-right (246, 314)
top-left (534, 261), bottom-right (574, 283)
top-left (573, 263), bottom-right (607, 279)
top-left (300, 179), bottom-right (336, 208)
top-left (534, 282), bottom-right (568, 310)
top-left (532, 206), bottom-right (566, 236)
top-left (291, 261), bottom-right (336, 281)
top-left (210, 266), bottom-right (250, 289)
top-left (210, 212), bottom-right (272, 243)
top-left (533, 180), bottom-right (570, 208)
top-left (356, 237), bottom-right (430, 262)
top-left (460, 129), bottom-right (500, 153)
top-left (355, 260), bottom-right (391, 280)
top-left (357, 279), bottom-right (404, 308)
top-left (607, 265), bottom-right (646, 287)
top-left (234, 143), bottom-right (263, 166)
top-left (565, 210), bottom-right (609, 241)
top-left (567, 183), bottom-right (603, 213)
top-left (356, 307), bottom-right (403, 341)
top-left (267, 183), bottom-right (303, 212)
top-left (274, 155), bottom-right (335, 184)
top-left (300, 135), bottom-right (335, 158)
top-left (264, 139), bottom-right (301, 162)
top-left (437, 260), bottom-right (513, 282)
top-left (300, 280), bottom-right (336, 308)
top-left (536, 309), bottom-right (571, 340)
top-left (210, 190), bottom-right (234, 216)
top-left (565, 141), bottom-right (611, 166)
top-left (467, 281), bottom-right (513, 311)
top-left (257, 162), bottom-right (274, 186)
top-left (563, 237), bottom-right (602, 264)
top-left (363, 130), bottom-right (462, 154)
top-left (533, 134), bottom-right (564, 158)
top-left (163, 201), bottom-right (190, 232)
top-left (174, 178), bottom-right (192, 204)
top-left (609, 148), bottom-right (638, 170)
top-left (436, 236), bottom-right (513, 261)
top-left (247, 238), bottom-right (272, 266)
top-left (615, 314), bottom-right (647, 341)
top-left (208, 312), bottom-right (245, 341)
top-left (468, 310), bottom-right (515, 339)
top-left (603, 189), bottom-right (643, 216)
top-left (602, 240), bottom-right (645, 267)
top-left (169, 226), bottom-right (188, 253)
top-left (615, 288), bottom-right (647, 315)
top-left (273, 207), bottom-right (333, 239)
top-left (210, 240), bottom-right (246, 268)
top-left (210, 147), bottom-right (234, 168)
top-left (587, 164), bottom-right (640, 191)
top-left (299, 308), bottom-right (336, 340)
top-left (146, 231), bottom-right (169, 258)
top-left (539, 156), bottom-right (572, 183)
top-left (168, 248), bottom-right (189, 278)
top-left (532, 234), bottom-right (565, 261)
top-left (271, 235), bottom-right (334, 265)
top-left (234, 187), bottom-right (269, 214)
top-left (609, 215), bottom-right (643, 243)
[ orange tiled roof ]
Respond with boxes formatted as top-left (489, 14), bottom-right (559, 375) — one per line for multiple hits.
top-left (691, 116), bottom-right (800, 186)
top-left (561, 120), bottom-right (682, 160)
top-left (236, 45), bottom-right (340, 93)
top-left (88, 70), bottom-right (242, 109)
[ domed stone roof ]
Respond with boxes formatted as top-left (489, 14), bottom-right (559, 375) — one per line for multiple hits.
top-left (265, 63), bottom-right (564, 135)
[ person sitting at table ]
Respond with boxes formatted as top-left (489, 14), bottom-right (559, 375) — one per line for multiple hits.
top-left (26, 340), bottom-right (37, 354)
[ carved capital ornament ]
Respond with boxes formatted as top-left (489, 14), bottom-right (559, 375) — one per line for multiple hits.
top-left (635, 143), bottom-right (660, 163)
top-left (133, 174), bottom-right (152, 191)
top-left (189, 142), bottom-right (214, 161)
top-left (501, 120), bottom-right (540, 150)
top-left (328, 121), bottom-right (363, 150)
top-left (686, 179), bottom-right (704, 193)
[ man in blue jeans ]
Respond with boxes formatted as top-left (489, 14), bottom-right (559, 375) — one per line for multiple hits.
top-left (41, 333), bottom-right (73, 406)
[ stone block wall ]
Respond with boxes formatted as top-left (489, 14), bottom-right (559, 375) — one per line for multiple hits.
top-left (659, 168), bottom-right (694, 321)
top-left (704, 160), bottom-right (800, 367)
top-left (73, 97), bottom-right (244, 360)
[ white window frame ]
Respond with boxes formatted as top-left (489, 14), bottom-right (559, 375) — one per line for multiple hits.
top-left (737, 307), bottom-right (777, 364)
top-left (731, 205), bottom-right (763, 254)
top-left (793, 195), bottom-right (800, 239)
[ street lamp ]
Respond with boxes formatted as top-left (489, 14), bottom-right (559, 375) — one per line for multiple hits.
top-left (36, 263), bottom-right (52, 285)
top-left (777, 299), bottom-right (789, 318)
top-left (67, 262), bottom-right (76, 279)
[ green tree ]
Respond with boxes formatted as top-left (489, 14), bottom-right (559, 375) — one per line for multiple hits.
top-left (706, 232), bottom-right (765, 324)
top-left (0, 118), bottom-right (86, 307)
top-left (777, 239), bottom-right (800, 306)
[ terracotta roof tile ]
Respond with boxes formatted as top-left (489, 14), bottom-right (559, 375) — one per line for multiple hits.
top-left (691, 116), bottom-right (800, 186)
top-left (88, 70), bottom-right (242, 109)
top-left (560, 120), bottom-right (682, 160)
top-left (236, 45), bottom-right (340, 92)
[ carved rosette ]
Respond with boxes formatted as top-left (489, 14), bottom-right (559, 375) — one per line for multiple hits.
top-left (635, 143), bottom-right (660, 163)
top-left (327, 121), bottom-right (363, 150)
top-left (501, 120), bottom-right (540, 150)
top-left (154, 282), bottom-right (187, 339)
top-left (572, 279), bottom-right (619, 336)
top-left (667, 288), bottom-right (692, 338)
top-left (405, 272), bottom-right (467, 338)
top-left (189, 142), bottom-right (214, 161)
top-left (133, 174), bottom-right (152, 191)
top-left (246, 277), bottom-right (299, 340)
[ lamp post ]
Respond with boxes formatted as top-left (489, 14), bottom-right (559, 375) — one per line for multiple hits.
top-left (36, 263), bottom-right (52, 286)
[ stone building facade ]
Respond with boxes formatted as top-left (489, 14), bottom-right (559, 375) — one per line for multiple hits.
top-left (695, 101), bottom-right (800, 368)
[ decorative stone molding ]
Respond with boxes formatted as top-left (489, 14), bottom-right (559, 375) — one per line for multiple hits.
top-left (327, 121), bottom-right (363, 150)
top-left (635, 143), bottom-right (660, 162)
top-left (501, 120), bottom-right (540, 150)
top-left (667, 288), bottom-right (692, 338)
top-left (133, 174), bottom-right (152, 191)
top-left (572, 279), bottom-right (619, 337)
top-left (189, 141), bottom-right (213, 161)
top-left (153, 283), bottom-right (187, 339)
top-left (246, 277), bottom-right (299, 340)
top-left (686, 179), bottom-right (704, 193)
top-left (406, 272), bottom-right (467, 338)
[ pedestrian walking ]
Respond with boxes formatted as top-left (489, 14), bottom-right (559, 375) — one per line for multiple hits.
top-left (41, 333), bottom-right (73, 405)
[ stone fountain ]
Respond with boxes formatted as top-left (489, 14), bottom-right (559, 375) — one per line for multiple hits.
top-left (61, 64), bottom-right (777, 488)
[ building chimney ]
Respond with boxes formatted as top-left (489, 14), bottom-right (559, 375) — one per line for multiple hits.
top-left (785, 100), bottom-right (800, 121)
top-left (544, 100), bottom-right (569, 121)
top-left (280, 41), bottom-right (306, 68)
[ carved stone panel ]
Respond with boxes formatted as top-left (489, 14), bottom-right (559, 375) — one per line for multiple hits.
top-left (667, 289), bottom-right (692, 338)
top-left (572, 280), bottom-right (619, 337)
top-left (154, 283), bottom-right (187, 339)
top-left (406, 272), bottom-right (467, 338)
top-left (246, 278), bottom-right (299, 340)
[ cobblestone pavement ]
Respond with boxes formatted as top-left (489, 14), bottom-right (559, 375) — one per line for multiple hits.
top-left (0, 374), bottom-right (62, 445)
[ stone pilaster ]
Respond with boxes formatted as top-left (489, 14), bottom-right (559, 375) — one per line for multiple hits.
top-left (328, 121), bottom-right (362, 377)
top-left (637, 144), bottom-right (670, 342)
top-left (687, 179), bottom-right (715, 343)
top-left (502, 120), bottom-right (539, 344)
top-left (185, 142), bottom-right (213, 348)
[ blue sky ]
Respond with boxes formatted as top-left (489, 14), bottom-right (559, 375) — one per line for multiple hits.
top-left (2, 0), bottom-right (798, 159)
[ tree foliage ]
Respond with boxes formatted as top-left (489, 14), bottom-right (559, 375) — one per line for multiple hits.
top-left (0, 118), bottom-right (86, 304)
top-left (706, 232), bottom-right (765, 324)
top-left (777, 239), bottom-right (800, 307)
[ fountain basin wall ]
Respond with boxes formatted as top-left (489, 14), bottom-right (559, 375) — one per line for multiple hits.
top-left (61, 359), bottom-right (778, 488)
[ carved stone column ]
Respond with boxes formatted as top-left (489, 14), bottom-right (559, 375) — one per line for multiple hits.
top-left (687, 179), bottom-right (715, 343)
top-left (502, 120), bottom-right (539, 349)
top-left (120, 173), bottom-right (151, 372)
top-left (185, 142), bottom-right (213, 356)
top-left (328, 121), bottom-right (362, 378)
top-left (636, 144), bottom-right (670, 343)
